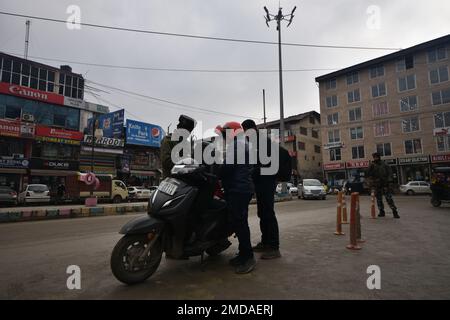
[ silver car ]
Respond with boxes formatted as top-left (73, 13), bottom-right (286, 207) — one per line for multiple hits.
top-left (298, 179), bottom-right (327, 200)
top-left (127, 186), bottom-right (152, 201)
top-left (0, 186), bottom-right (18, 206)
top-left (18, 184), bottom-right (51, 205)
top-left (399, 181), bottom-right (431, 195)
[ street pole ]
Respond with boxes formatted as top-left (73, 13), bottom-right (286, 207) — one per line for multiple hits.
top-left (263, 89), bottom-right (267, 127)
top-left (264, 5), bottom-right (296, 194)
top-left (90, 114), bottom-right (96, 197)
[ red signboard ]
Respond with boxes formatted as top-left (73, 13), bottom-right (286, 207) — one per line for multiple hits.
top-left (36, 126), bottom-right (83, 140)
top-left (431, 154), bottom-right (450, 163)
top-left (0, 118), bottom-right (35, 138)
top-left (346, 160), bottom-right (370, 169)
top-left (0, 82), bottom-right (64, 105)
top-left (323, 163), bottom-right (345, 170)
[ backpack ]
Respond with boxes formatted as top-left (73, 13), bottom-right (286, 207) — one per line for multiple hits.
top-left (276, 145), bottom-right (292, 182)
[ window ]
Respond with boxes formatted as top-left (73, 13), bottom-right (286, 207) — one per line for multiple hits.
top-left (326, 95), bottom-right (338, 108)
top-left (60, 73), bottom-right (84, 99)
top-left (436, 136), bottom-right (450, 152)
top-left (326, 78), bottom-right (337, 90)
top-left (309, 116), bottom-right (315, 125)
top-left (300, 127), bottom-right (308, 136)
top-left (314, 145), bottom-right (321, 153)
top-left (376, 143), bottom-right (392, 157)
top-left (4, 105), bottom-right (21, 119)
top-left (330, 148), bottom-right (341, 161)
top-left (434, 111), bottom-right (450, 128)
top-left (350, 127), bottom-right (363, 140)
top-left (352, 146), bottom-right (365, 159)
top-left (374, 121), bottom-right (390, 137)
top-left (398, 74), bottom-right (416, 92)
top-left (349, 107), bottom-right (362, 121)
top-left (428, 46), bottom-right (448, 63)
top-left (312, 129), bottom-right (319, 139)
top-left (397, 55), bottom-right (415, 71)
top-left (298, 142), bottom-right (306, 150)
top-left (1, 58), bottom-right (12, 83)
top-left (327, 113), bottom-right (339, 125)
top-left (405, 139), bottom-right (422, 154)
top-left (430, 66), bottom-right (449, 84)
top-left (53, 114), bottom-right (67, 127)
top-left (328, 130), bottom-right (340, 143)
top-left (372, 82), bottom-right (386, 98)
top-left (402, 117), bottom-right (420, 133)
top-left (373, 102), bottom-right (389, 117)
top-left (431, 88), bottom-right (450, 106)
top-left (369, 65), bottom-right (385, 78)
top-left (400, 96), bottom-right (418, 112)
top-left (347, 89), bottom-right (361, 103)
top-left (346, 72), bottom-right (359, 85)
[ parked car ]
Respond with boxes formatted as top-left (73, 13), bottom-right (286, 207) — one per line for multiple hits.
top-left (128, 186), bottom-right (153, 201)
top-left (276, 183), bottom-right (298, 196)
top-left (298, 179), bottom-right (327, 200)
top-left (18, 184), bottom-right (50, 205)
top-left (399, 181), bottom-right (431, 195)
top-left (0, 186), bottom-right (18, 205)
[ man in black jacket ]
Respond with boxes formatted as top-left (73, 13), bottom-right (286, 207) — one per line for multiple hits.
top-left (242, 119), bottom-right (281, 259)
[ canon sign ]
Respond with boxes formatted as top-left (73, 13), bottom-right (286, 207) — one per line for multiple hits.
top-left (9, 85), bottom-right (48, 101)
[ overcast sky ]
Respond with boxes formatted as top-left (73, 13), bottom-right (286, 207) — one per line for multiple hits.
top-left (1, 0), bottom-right (449, 136)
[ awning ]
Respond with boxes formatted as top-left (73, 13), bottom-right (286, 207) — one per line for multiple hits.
top-left (30, 170), bottom-right (79, 176)
top-left (130, 170), bottom-right (156, 176)
top-left (0, 168), bottom-right (27, 174)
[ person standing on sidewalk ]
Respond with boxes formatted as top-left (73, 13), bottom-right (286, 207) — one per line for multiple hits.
top-left (367, 152), bottom-right (400, 218)
top-left (216, 122), bottom-right (256, 274)
top-left (241, 119), bottom-right (281, 259)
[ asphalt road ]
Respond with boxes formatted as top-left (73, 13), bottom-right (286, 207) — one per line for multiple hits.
top-left (1, 196), bottom-right (449, 300)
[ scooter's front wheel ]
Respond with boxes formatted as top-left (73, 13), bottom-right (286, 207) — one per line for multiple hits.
top-left (110, 234), bottom-right (163, 285)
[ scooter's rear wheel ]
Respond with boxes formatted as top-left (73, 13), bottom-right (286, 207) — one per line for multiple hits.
top-left (111, 234), bottom-right (162, 285)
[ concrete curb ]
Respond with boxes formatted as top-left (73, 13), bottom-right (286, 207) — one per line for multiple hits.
top-left (0, 196), bottom-right (293, 223)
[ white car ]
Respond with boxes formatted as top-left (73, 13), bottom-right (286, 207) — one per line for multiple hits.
top-left (18, 184), bottom-right (51, 204)
top-left (399, 181), bottom-right (431, 195)
top-left (128, 186), bottom-right (153, 201)
top-left (276, 183), bottom-right (298, 195)
top-left (298, 179), bottom-right (327, 200)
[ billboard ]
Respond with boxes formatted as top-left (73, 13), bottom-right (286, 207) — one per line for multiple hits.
top-left (87, 109), bottom-right (124, 138)
top-left (126, 120), bottom-right (162, 147)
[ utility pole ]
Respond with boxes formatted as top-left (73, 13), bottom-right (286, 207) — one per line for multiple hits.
top-left (264, 5), bottom-right (296, 194)
top-left (24, 20), bottom-right (31, 60)
top-left (262, 89), bottom-right (267, 127)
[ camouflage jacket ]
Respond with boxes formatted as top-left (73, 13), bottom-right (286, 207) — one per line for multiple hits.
top-left (366, 160), bottom-right (393, 188)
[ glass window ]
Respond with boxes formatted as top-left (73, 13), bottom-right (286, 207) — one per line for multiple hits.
top-left (372, 82), bottom-right (386, 97)
top-left (1, 70), bottom-right (11, 83)
top-left (12, 61), bottom-right (21, 73)
top-left (349, 107), bottom-right (362, 121)
top-left (39, 80), bottom-right (46, 91)
top-left (31, 66), bottom-right (38, 77)
top-left (376, 143), bottom-right (392, 157)
top-left (328, 130), bottom-right (340, 143)
top-left (11, 73), bottom-right (20, 85)
top-left (326, 78), bottom-right (337, 90)
top-left (370, 65), bottom-right (384, 78)
top-left (346, 72), bottom-right (359, 85)
top-left (3, 59), bottom-right (12, 71)
top-left (400, 96), bottom-right (418, 112)
top-left (436, 136), bottom-right (450, 152)
top-left (21, 64), bottom-right (30, 76)
top-left (402, 117), bottom-right (420, 133)
top-left (330, 148), bottom-right (341, 161)
top-left (373, 102), bottom-right (389, 117)
top-left (432, 88), bottom-right (450, 105)
top-left (326, 95), bottom-right (338, 108)
top-left (312, 130), bottom-right (319, 139)
top-left (374, 121), bottom-right (390, 137)
top-left (434, 112), bottom-right (450, 128)
top-left (352, 146), bottom-right (365, 159)
top-left (30, 77), bottom-right (38, 89)
top-left (5, 105), bottom-right (21, 119)
top-left (398, 75), bottom-right (416, 92)
top-left (39, 68), bottom-right (47, 80)
top-left (430, 66), bottom-right (449, 84)
top-left (47, 71), bottom-right (55, 82)
top-left (300, 127), bottom-right (307, 136)
top-left (405, 139), bottom-right (422, 154)
top-left (327, 113), bottom-right (339, 125)
top-left (348, 89), bottom-right (360, 103)
top-left (21, 76), bottom-right (29, 87)
top-left (350, 127), bottom-right (363, 140)
top-left (298, 142), bottom-right (306, 150)
top-left (314, 145), bottom-right (321, 153)
top-left (428, 46), bottom-right (448, 63)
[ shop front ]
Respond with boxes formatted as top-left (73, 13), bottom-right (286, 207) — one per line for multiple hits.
top-left (346, 160), bottom-right (370, 181)
top-left (0, 157), bottom-right (29, 191)
top-left (431, 153), bottom-right (450, 169)
top-left (383, 158), bottom-right (400, 185)
top-left (398, 156), bottom-right (431, 184)
top-left (323, 162), bottom-right (346, 187)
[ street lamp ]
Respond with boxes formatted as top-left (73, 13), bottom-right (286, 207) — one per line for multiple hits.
top-left (264, 5), bottom-right (296, 194)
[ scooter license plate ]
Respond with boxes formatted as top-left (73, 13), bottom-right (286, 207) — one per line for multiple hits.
top-left (158, 181), bottom-right (178, 196)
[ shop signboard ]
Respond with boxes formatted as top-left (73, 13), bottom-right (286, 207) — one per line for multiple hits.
top-left (431, 154), bottom-right (450, 163)
top-left (0, 157), bottom-right (29, 169)
top-left (323, 142), bottom-right (344, 150)
top-left (0, 119), bottom-right (35, 138)
top-left (0, 82), bottom-right (64, 105)
top-left (83, 135), bottom-right (125, 147)
top-left (87, 109), bottom-right (124, 139)
top-left (126, 120), bottom-right (162, 147)
top-left (35, 126), bottom-right (83, 145)
top-left (433, 127), bottom-right (450, 136)
top-left (323, 163), bottom-right (345, 171)
top-left (383, 158), bottom-right (398, 166)
top-left (398, 156), bottom-right (430, 165)
top-left (30, 158), bottom-right (79, 171)
top-left (346, 160), bottom-right (370, 169)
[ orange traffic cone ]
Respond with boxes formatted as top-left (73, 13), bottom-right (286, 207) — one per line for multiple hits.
top-left (370, 190), bottom-right (376, 219)
top-left (346, 192), bottom-right (362, 250)
top-left (334, 191), bottom-right (345, 235)
top-left (341, 192), bottom-right (349, 224)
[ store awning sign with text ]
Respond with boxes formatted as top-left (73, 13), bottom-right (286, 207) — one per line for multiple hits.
top-left (126, 120), bottom-right (162, 147)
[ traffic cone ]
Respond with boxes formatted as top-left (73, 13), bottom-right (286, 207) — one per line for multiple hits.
top-left (356, 194), bottom-right (365, 243)
top-left (346, 192), bottom-right (362, 250)
top-left (334, 191), bottom-right (345, 235)
top-left (341, 192), bottom-right (349, 224)
top-left (370, 190), bottom-right (376, 219)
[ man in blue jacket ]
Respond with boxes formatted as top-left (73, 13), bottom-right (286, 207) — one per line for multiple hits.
top-left (217, 122), bottom-right (256, 274)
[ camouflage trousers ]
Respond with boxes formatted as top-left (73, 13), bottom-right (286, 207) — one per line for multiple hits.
top-left (374, 186), bottom-right (397, 212)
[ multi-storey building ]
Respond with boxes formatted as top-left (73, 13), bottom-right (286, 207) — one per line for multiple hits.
top-left (316, 35), bottom-right (450, 186)
top-left (260, 111), bottom-right (322, 184)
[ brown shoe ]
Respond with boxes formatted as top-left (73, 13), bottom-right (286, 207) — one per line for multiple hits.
top-left (260, 248), bottom-right (281, 260)
top-left (252, 242), bottom-right (268, 252)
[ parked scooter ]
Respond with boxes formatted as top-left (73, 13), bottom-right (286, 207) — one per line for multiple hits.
top-left (110, 158), bottom-right (232, 285)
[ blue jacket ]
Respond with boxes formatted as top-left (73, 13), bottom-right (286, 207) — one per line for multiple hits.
top-left (220, 135), bottom-right (255, 194)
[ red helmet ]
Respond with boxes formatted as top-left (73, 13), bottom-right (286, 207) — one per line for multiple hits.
top-left (215, 121), bottom-right (243, 138)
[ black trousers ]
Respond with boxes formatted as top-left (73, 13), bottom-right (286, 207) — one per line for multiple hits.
top-left (254, 175), bottom-right (279, 249)
top-left (226, 192), bottom-right (253, 259)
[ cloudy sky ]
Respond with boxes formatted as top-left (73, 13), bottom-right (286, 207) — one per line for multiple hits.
top-left (1, 0), bottom-right (449, 136)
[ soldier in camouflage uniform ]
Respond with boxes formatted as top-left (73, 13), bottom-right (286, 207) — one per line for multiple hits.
top-left (366, 152), bottom-right (400, 218)
top-left (160, 115), bottom-right (196, 179)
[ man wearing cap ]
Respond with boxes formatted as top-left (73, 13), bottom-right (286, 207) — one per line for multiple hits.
top-left (160, 115), bottom-right (196, 179)
top-left (367, 152), bottom-right (400, 218)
